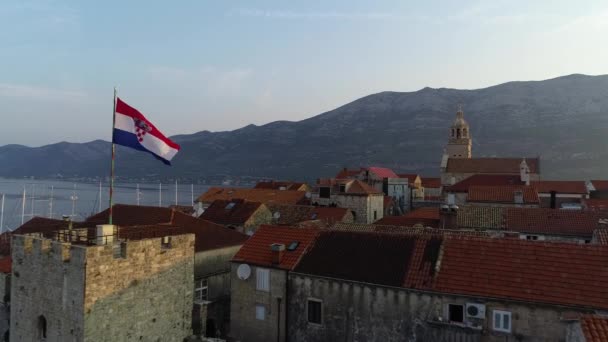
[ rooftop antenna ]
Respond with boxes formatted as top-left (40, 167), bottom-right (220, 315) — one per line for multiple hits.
top-left (21, 186), bottom-right (26, 225)
top-left (30, 183), bottom-right (35, 218)
top-left (70, 184), bottom-right (78, 218)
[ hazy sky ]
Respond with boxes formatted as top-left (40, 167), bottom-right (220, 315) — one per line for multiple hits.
top-left (1, 0), bottom-right (607, 146)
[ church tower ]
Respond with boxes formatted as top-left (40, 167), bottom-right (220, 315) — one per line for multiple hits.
top-left (445, 106), bottom-right (472, 158)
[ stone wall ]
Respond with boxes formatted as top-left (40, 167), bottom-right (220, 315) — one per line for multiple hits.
top-left (83, 234), bottom-right (195, 342)
top-left (288, 273), bottom-right (591, 342)
top-left (229, 264), bottom-right (286, 342)
top-left (244, 206), bottom-right (273, 235)
top-left (11, 235), bottom-right (87, 342)
top-left (335, 194), bottom-right (384, 224)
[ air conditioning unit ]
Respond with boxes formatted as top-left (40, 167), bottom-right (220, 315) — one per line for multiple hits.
top-left (465, 303), bottom-right (486, 319)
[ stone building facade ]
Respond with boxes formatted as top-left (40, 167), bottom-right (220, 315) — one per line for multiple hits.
top-left (312, 179), bottom-right (384, 224)
top-left (288, 273), bottom-right (594, 342)
top-left (10, 229), bottom-right (195, 342)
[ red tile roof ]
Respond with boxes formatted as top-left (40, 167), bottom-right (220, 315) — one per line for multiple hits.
top-left (446, 157), bottom-right (539, 174)
top-left (593, 229), bottom-right (608, 245)
top-left (591, 181), bottom-right (608, 192)
top-left (196, 187), bottom-right (308, 205)
top-left (336, 168), bottom-right (361, 179)
top-left (398, 174), bottom-right (420, 184)
top-left (421, 177), bottom-right (441, 188)
top-left (295, 231), bottom-right (441, 288)
top-left (346, 180), bottom-right (383, 195)
top-left (254, 181), bottom-right (308, 191)
top-left (505, 208), bottom-right (602, 237)
top-left (586, 199), bottom-right (608, 211)
top-left (446, 174), bottom-right (524, 193)
top-left (265, 204), bottom-right (351, 226)
top-left (531, 180), bottom-right (588, 194)
top-left (581, 315), bottom-right (608, 342)
top-left (374, 216), bottom-right (439, 228)
top-left (199, 199), bottom-right (265, 226)
top-left (86, 204), bottom-right (174, 226)
top-left (232, 225), bottom-right (319, 270)
top-left (367, 167), bottom-right (398, 179)
top-left (435, 238), bottom-right (608, 310)
top-left (405, 207), bottom-right (440, 220)
top-left (467, 185), bottom-right (539, 204)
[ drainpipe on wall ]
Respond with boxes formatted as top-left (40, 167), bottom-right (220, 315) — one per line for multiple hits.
top-left (285, 270), bottom-right (289, 342)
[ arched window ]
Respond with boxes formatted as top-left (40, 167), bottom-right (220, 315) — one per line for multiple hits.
top-left (463, 128), bottom-right (467, 137)
top-left (456, 128), bottom-right (461, 138)
top-left (451, 129), bottom-right (455, 137)
top-left (38, 315), bottom-right (47, 339)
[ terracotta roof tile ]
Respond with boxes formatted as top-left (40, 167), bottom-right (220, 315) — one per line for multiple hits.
top-left (254, 181), bottom-right (308, 191)
top-left (346, 180), bottom-right (383, 195)
top-left (467, 185), bottom-right (539, 204)
top-left (446, 174), bottom-right (524, 193)
top-left (585, 199), bottom-right (608, 211)
top-left (421, 177), bottom-right (441, 188)
top-left (435, 238), bottom-right (608, 309)
top-left (531, 181), bottom-right (588, 194)
top-left (266, 204), bottom-right (350, 226)
top-left (580, 315), bottom-right (608, 342)
top-left (405, 207), bottom-right (440, 220)
top-left (374, 216), bottom-right (439, 227)
top-left (232, 225), bottom-right (319, 270)
top-left (446, 158), bottom-right (539, 174)
top-left (295, 231), bottom-right (441, 288)
top-left (367, 167), bottom-right (398, 179)
top-left (196, 187), bottom-right (307, 205)
top-left (330, 223), bottom-right (491, 238)
top-left (86, 204), bottom-right (174, 226)
top-left (591, 181), bottom-right (608, 192)
top-left (457, 206), bottom-right (505, 229)
top-left (336, 168), bottom-right (361, 179)
top-left (593, 229), bottom-right (608, 245)
top-left (199, 199), bottom-right (265, 226)
top-left (505, 208), bottom-right (602, 237)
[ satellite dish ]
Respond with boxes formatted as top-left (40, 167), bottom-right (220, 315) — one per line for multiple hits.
top-left (305, 192), bottom-right (312, 199)
top-left (237, 264), bottom-right (251, 280)
top-left (273, 212), bottom-right (281, 219)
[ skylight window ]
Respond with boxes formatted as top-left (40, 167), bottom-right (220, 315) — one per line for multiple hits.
top-left (225, 202), bottom-right (236, 210)
top-left (311, 213), bottom-right (318, 220)
top-left (287, 241), bottom-right (300, 251)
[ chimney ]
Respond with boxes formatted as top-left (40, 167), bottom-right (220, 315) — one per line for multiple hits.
top-left (439, 204), bottom-right (459, 229)
top-left (96, 224), bottom-right (115, 245)
top-left (514, 190), bottom-right (524, 204)
top-left (270, 243), bottom-right (285, 265)
top-left (550, 191), bottom-right (557, 209)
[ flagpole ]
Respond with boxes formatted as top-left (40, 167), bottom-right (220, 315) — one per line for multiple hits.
top-left (109, 87), bottom-right (117, 225)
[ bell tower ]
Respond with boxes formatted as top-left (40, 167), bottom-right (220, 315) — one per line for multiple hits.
top-left (446, 106), bottom-right (472, 158)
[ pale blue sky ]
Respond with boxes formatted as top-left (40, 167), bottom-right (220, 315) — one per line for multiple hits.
top-left (1, 0), bottom-right (607, 146)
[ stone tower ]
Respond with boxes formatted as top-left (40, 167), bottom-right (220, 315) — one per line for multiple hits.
top-left (445, 107), bottom-right (472, 158)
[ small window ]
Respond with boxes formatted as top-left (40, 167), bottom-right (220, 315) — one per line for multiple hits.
top-left (287, 241), bottom-right (300, 251)
top-left (339, 184), bottom-right (346, 193)
top-left (161, 236), bottom-right (171, 249)
top-left (308, 300), bottom-right (322, 324)
top-left (38, 315), bottom-right (47, 339)
top-left (194, 278), bottom-right (208, 302)
top-left (493, 310), bottom-right (512, 333)
top-left (526, 235), bottom-right (538, 241)
top-left (448, 304), bottom-right (464, 323)
top-left (319, 187), bottom-right (331, 199)
top-left (255, 305), bottom-right (266, 320)
top-left (225, 202), bottom-right (236, 210)
top-left (373, 210), bottom-right (377, 221)
top-left (256, 268), bottom-right (270, 292)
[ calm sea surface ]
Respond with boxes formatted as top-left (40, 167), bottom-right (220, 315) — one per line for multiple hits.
top-left (0, 178), bottom-right (210, 231)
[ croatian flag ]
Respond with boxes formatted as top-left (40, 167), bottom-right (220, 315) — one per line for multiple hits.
top-left (113, 98), bottom-right (180, 165)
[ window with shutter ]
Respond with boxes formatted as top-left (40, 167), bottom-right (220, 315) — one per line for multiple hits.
top-left (256, 268), bottom-right (270, 292)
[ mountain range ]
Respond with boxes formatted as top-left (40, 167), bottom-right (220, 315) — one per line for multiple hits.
top-left (2, 74), bottom-right (608, 182)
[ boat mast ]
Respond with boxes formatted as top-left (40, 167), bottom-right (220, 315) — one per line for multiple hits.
top-left (191, 184), bottom-right (194, 205)
top-left (49, 185), bottom-right (54, 218)
top-left (159, 183), bottom-right (162, 207)
top-left (21, 186), bottom-right (26, 225)
top-left (98, 181), bottom-right (102, 213)
top-left (175, 180), bottom-right (178, 206)
top-left (136, 183), bottom-right (140, 206)
top-left (0, 193), bottom-right (5, 233)
top-left (70, 184), bottom-right (78, 218)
